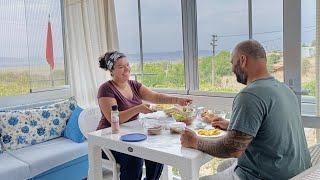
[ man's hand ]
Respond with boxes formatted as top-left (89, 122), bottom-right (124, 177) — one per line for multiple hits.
top-left (180, 128), bottom-right (199, 149)
top-left (211, 117), bottom-right (229, 130)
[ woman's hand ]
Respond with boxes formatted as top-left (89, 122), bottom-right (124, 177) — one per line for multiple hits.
top-left (177, 97), bottom-right (192, 106)
top-left (138, 104), bottom-right (156, 114)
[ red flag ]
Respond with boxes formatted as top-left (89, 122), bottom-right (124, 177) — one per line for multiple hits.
top-left (46, 18), bottom-right (54, 70)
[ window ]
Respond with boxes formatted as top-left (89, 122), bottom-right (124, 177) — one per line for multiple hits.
top-left (140, 0), bottom-right (184, 89)
top-left (252, 0), bottom-right (283, 82)
top-left (197, 0), bottom-right (248, 93)
top-left (0, 0), bottom-right (66, 97)
top-left (301, 0), bottom-right (318, 116)
top-left (115, 0), bottom-right (184, 89)
top-left (301, 0), bottom-right (319, 146)
top-left (114, 0), bottom-right (140, 80)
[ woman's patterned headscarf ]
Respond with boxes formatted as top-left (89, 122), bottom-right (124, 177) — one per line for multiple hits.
top-left (102, 51), bottom-right (126, 70)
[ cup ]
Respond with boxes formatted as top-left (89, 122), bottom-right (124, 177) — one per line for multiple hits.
top-left (213, 109), bottom-right (226, 119)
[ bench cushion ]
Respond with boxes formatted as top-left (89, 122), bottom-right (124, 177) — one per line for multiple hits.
top-left (0, 152), bottom-right (30, 180)
top-left (8, 137), bottom-right (87, 178)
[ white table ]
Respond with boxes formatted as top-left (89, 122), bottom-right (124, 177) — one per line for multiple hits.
top-left (88, 120), bottom-right (213, 180)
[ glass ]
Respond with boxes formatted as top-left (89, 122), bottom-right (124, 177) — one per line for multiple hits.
top-left (212, 109), bottom-right (226, 119)
top-left (252, 0), bottom-right (283, 82)
top-left (0, 0), bottom-right (66, 96)
top-left (140, 0), bottom-right (184, 89)
top-left (197, 0), bottom-right (248, 93)
top-left (114, 0), bottom-right (141, 80)
top-left (0, 0), bottom-right (30, 96)
top-left (26, 0), bottom-right (66, 91)
top-left (301, 0), bottom-right (319, 117)
top-left (304, 128), bottom-right (317, 147)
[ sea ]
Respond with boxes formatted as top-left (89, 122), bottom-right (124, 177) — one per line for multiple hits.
top-left (0, 50), bottom-right (213, 68)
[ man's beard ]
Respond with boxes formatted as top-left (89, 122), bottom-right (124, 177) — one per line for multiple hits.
top-left (234, 63), bottom-right (248, 85)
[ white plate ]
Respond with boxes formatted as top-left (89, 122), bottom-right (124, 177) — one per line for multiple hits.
top-left (196, 129), bottom-right (226, 138)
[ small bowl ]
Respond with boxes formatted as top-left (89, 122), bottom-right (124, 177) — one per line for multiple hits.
top-left (169, 122), bottom-right (186, 134)
top-left (147, 125), bottom-right (162, 135)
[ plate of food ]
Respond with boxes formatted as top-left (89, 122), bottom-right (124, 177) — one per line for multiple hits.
top-left (164, 106), bottom-right (193, 125)
top-left (196, 128), bottom-right (226, 138)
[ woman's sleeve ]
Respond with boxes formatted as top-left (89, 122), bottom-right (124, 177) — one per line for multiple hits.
top-left (97, 83), bottom-right (115, 99)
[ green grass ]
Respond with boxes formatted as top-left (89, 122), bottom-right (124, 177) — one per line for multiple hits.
top-left (0, 52), bottom-right (317, 97)
top-left (0, 68), bottom-right (65, 96)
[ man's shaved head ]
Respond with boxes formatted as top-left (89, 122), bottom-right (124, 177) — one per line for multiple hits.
top-left (234, 39), bottom-right (266, 60)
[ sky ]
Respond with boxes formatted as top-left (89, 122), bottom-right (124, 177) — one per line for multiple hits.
top-left (115, 0), bottom-right (316, 54)
top-left (0, 0), bottom-right (63, 60)
top-left (0, 0), bottom-right (316, 59)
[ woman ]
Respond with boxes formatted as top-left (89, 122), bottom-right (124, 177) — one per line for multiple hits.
top-left (97, 51), bottom-right (192, 180)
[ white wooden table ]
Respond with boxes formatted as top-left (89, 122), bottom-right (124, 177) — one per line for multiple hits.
top-left (88, 120), bottom-right (213, 180)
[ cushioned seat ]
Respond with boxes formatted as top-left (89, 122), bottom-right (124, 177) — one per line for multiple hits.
top-left (8, 137), bottom-right (88, 178)
top-left (0, 152), bottom-right (30, 180)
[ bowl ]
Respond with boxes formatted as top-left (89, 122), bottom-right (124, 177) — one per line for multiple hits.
top-left (147, 125), bottom-right (162, 135)
top-left (169, 122), bottom-right (186, 134)
top-left (171, 112), bottom-right (193, 125)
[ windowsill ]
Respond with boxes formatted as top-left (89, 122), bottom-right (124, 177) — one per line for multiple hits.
top-left (0, 85), bottom-right (71, 108)
top-left (30, 85), bottom-right (70, 93)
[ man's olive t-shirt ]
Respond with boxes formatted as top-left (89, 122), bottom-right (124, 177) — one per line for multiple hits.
top-left (228, 77), bottom-right (311, 179)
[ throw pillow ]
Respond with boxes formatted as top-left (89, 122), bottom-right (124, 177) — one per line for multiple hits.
top-left (0, 97), bottom-right (77, 151)
top-left (64, 106), bottom-right (86, 143)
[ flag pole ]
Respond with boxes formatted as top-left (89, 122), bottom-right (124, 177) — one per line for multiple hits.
top-left (50, 66), bottom-right (54, 87)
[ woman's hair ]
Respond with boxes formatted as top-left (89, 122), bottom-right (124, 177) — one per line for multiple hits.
top-left (98, 51), bottom-right (126, 71)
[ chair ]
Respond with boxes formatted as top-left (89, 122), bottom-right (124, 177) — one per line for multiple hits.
top-left (78, 106), bottom-right (120, 180)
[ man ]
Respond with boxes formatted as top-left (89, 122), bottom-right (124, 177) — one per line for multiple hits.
top-left (180, 40), bottom-right (311, 179)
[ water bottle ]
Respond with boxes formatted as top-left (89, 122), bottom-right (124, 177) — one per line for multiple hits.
top-left (111, 105), bottom-right (120, 133)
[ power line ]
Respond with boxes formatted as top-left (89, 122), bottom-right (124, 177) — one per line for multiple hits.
top-left (217, 26), bottom-right (316, 38)
top-left (261, 37), bottom-right (282, 44)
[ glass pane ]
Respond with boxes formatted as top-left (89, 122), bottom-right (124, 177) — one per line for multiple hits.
top-left (140, 0), bottom-right (184, 89)
top-left (0, 0), bottom-right (30, 96)
top-left (114, 0), bottom-right (141, 81)
top-left (305, 128), bottom-right (318, 147)
top-left (0, 0), bottom-right (66, 97)
top-left (25, 0), bottom-right (66, 91)
top-left (252, 0), bottom-right (283, 82)
top-left (197, 0), bottom-right (248, 93)
top-left (301, 0), bottom-right (318, 117)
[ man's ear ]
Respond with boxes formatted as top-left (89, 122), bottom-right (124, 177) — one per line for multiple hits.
top-left (239, 55), bottom-right (247, 68)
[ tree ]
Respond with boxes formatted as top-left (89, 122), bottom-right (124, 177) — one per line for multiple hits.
top-left (267, 53), bottom-right (281, 71)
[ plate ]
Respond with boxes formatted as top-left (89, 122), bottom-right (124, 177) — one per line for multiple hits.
top-left (120, 133), bottom-right (147, 142)
top-left (196, 129), bottom-right (226, 138)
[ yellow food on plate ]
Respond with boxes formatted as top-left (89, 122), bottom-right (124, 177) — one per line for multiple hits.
top-left (197, 129), bottom-right (222, 136)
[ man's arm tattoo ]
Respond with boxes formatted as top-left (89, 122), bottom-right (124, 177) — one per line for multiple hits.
top-left (197, 130), bottom-right (253, 158)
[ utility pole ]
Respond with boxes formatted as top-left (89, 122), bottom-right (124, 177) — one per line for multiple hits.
top-left (210, 34), bottom-right (217, 85)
